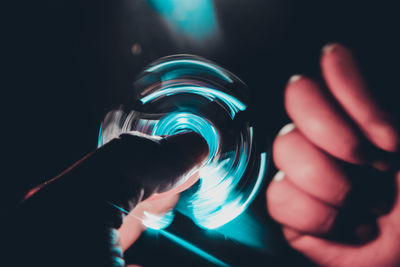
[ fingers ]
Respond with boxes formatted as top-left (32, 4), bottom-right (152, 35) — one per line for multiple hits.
top-left (321, 43), bottom-right (400, 153)
top-left (268, 44), bottom-right (400, 266)
top-left (119, 193), bottom-right (180, 251)
top-left (266, 171), bottom-right (338, 235)
top-left (118, 211), bottom-right (146, 252)
top-left (117, 139), bottom-right (203, 251)
top-left (282, 223), bottom-right (400, 267)
top-left (281, 227), bottom-right (360, 267)
top-left (274, 125), bottom-right (350, 206)
top-left (115, 131), bottom-right (209, 193)
top-left (285, 75), bottom-right (367, 164)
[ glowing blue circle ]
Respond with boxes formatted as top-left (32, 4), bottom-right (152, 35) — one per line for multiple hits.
top-left (99, 55), bottom-right (267, 230)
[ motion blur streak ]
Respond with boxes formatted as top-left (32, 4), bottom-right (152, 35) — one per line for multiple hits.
top-left (148, 0), bottom-right (218, 40)
top-left (100, 55), bottom-right (268, 231)
top-left (214, 209), bottom-right (270, 250)
top-left (157, 229), bottom-right (230, 267)
top-left (142, 210), bottom-right (175, 230)
top-left (146, 59), bottom-right (233, 83)
top-left (108, 202), bottom-right (229, 266)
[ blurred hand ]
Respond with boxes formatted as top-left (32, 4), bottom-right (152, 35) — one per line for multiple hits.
top-left (267, 44), bottom-right (400, 267)
top-left (118, 170), bottom-right (201, 251)
top-left (10, 131), bottom-right (208, 267)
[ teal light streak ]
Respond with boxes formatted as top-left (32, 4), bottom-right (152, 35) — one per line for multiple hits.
top-left (214, 209), bottom-right (270, 249)
top-left (107, 201), bottom-right (129, 214)
top-left (108, 200), bottom-right (230, 265)
top-left (187, 152), bottom-right (267, 230)
top-left (97, 123), bottom-right (103, 147)
top-left (140, 85), bottom-right (246, 119)
top-left (191, 145), bottom-right (248, 229)
top-left (146, 59), bottom-right (233, 83)
top-left (158, 229), bottom-right (230, 267)
top-left (240, 152), bottom-right (267, 210)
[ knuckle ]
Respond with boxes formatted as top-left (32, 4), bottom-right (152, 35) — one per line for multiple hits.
top-left (300, 206), bottom-right (337, 234)
top-left (272, 131), bottom-right (300, 166)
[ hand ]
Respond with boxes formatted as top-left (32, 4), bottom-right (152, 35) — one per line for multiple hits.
top-left (118, 171), bottom-right (199, 252)
top-left (8, 131), bottom-right (208, 267)
top-left (267, 44), bottom-right (400, 267)
top-left (117, 135), bottom-right (205, 252)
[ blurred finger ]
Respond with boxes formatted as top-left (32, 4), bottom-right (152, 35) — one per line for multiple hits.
top-left (274, 124), bottom-right (351, 206)
top-left (119, 193), bottom-right (180, 251)
top-left (266, 171), bottom-right (338, 235)
top-left (321, 43), bottom-right (399, 153)
top-left (21, 131), bottom-right (209, 231)
top-left (285, 76), bottom-right (368, 164)
top-left (96, 131), bottom-right (209, 211)
top-left (281, 227), bottom-right (356, 267)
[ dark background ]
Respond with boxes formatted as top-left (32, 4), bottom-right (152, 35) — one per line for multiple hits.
top-left (2, 0), bottom-right (400, 266)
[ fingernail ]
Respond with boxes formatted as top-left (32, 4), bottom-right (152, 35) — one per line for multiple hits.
top-left (322, 43), bottom-right (338, 54)
top-left (273, 170), bottom-right (285, 182)
top-left (370, 120), bottom-right (400, 153)
top-left (278, 123), bottom-right (296, 136)
top-left (164, 132), bottom-right (210, 166)
top-left (288, 74), bottom-right (302, 84)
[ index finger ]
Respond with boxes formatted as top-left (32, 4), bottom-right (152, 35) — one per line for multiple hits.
top-left (321, 43), bottom-right (399, 152)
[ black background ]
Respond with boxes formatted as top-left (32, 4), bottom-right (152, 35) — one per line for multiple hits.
top-left (2, 0), bottom-right (400, 266)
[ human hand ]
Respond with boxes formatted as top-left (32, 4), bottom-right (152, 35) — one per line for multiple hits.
top-left (116, 134), bottom-right (205, 252)
top-left (267, 44), bottom-right (400, 267)
top-left (11, 131), bottom-right (208, 267)
top-left (118, 193), bottom-right (180, 251)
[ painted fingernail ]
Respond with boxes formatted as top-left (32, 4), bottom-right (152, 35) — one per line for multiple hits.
top-left (322, 43), bottom-right (338, 54)
top-left (278, 123), bottom-right (296, 136)
top-left (288, 74), bottom-right (302, 84)
top-left (273, 170), bottom-right (285, 182)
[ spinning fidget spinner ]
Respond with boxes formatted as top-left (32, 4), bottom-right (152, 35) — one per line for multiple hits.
top-left (98, 55), bottom-right (268, 229)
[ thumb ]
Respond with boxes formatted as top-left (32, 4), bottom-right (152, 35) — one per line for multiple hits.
top-left (92, 131), bottom-right (209, 211)
top-left (21, 132), bottom-right (208, 214)
top-left (12, 132), bottom-right (208, 267)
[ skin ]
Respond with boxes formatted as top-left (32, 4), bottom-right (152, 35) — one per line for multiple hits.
top-left (119, 171), bottom-right (200, 251)
top-left (9, 132), bottom-right (209, 267)
top-left (120, 44), bottom-right (400, 267)
top-left (15, 43), bottom-right (399, 267)
top-left (266, 43), bottom-right (400, 267)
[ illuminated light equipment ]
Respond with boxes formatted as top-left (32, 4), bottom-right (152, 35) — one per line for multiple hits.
top-left (99, 55), bottom-right (268, 230)
top-left (148, 0), bottom-right (218, 40)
